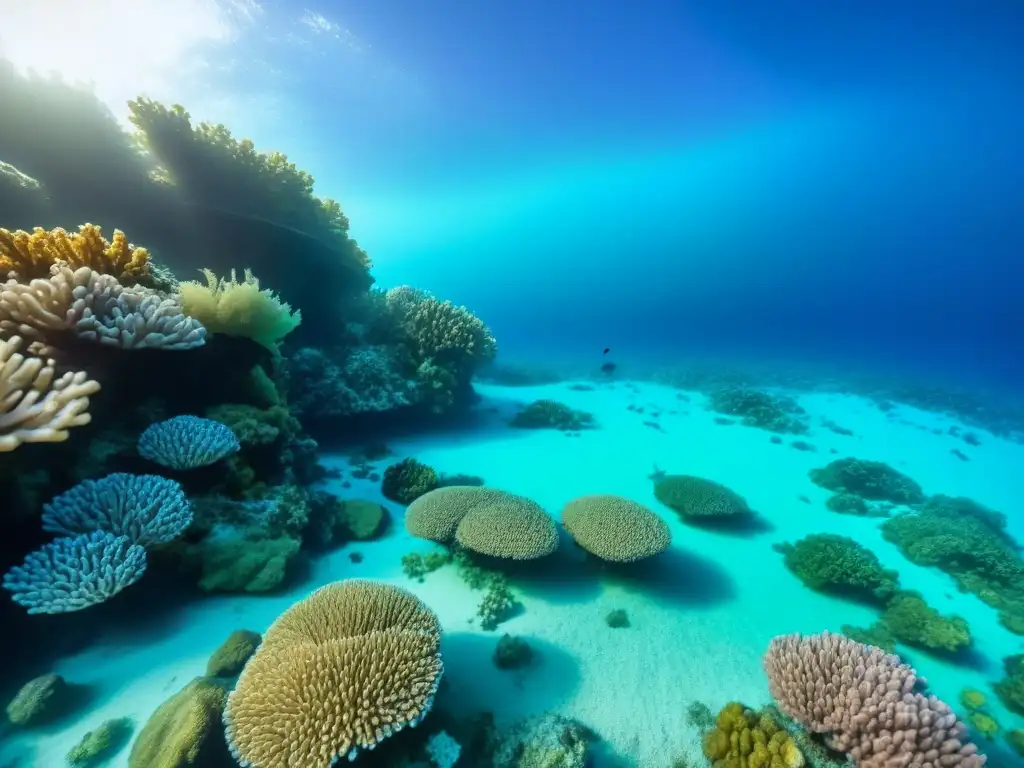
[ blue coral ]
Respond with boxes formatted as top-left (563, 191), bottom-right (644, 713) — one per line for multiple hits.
top-left (137, 415), bottom-right (240, 470)
top-left (2, 531), bottom-right (147, 614)
top-left (41, 473), bottom-right (192, 547)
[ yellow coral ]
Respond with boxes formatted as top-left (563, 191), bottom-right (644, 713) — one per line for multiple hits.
top-left (0, 224), bottom-right (151, 284)
top-left (179, 268), bottom-right (300, 350)
top-left (702, 703), bottom-right (805, 768)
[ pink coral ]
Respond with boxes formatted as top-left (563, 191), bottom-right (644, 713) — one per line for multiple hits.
top-left (763, 631), bottom-right (985, 767)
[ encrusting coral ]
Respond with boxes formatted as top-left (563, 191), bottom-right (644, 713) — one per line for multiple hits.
top-left (0, 334), bottom-right (100, 451)
top-left (178, 267), bottom-right (301, 350)
top-left (0, 223), bottom-right (152, 284)
top-left (223, 579), bottom-right (444, 765)
top-left (763, 631), bottom-right (986, 766)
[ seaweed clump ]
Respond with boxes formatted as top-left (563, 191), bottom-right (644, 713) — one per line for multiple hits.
top-left (809, 458), bottom-right (925, 504)
top-left (511, 399), bottom-right (596, 431)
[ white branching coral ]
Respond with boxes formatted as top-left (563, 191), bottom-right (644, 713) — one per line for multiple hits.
top-left (0, 335), bottom-right (100, 452)
top-left (0, 264), bottom-right (205, 350)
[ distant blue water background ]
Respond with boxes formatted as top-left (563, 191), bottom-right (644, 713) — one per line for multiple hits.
top-left (161, 2), bottom-right (1024, 388)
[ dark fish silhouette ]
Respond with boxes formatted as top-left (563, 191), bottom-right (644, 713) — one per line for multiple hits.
top-left (603, 348), bottom-right (610, 355)
top-left (600, 361), bottom-right (616, 375)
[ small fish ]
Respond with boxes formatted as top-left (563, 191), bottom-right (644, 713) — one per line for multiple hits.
top-left (603, 347), bottom-right (611, 355)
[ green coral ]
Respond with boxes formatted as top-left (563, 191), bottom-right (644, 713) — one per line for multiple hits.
top-left (960, 688), bottom-right (987, 711)
top-left (809, 458), bottom-right (925, 504)
top-left (339, 499), bottom-right (388, 539)
top-left (995, 655), bottom-right (1024, 716)
top-left (702, 702), bottom-right (805, 768)
top-left (479, 575), bottom-right (519, 631)
top-left (966, 711), bottom-right (1000, 740)
top-left (67, 717), bottom-right (133, 767)
top-left (493, 634), bottom-right (534, 670)
top-left (205, 629), bottom-right (261, 677)
top-left (382, 457), bottom-right (439, 504)
top-left (127, 677), bottom-right (229, 768)
top-left (194, 534), bottom-right (300, 592)
top-left (825, 493), bottom-right (889, 517)
top-left (879, 591), bottom-right (972, 653)
top-left (776, 533), bottom-right (899, 604)
top-left (510, 399), bottom-right (596, 430)
top-left (840, 622), bottom-right (896, 652)
top-left (1007, 729), bottom-right (1024, 758)
top-left (5, 673), bottom-right (71, 726)
top-left (653, 475), bottom-right (751, 520)
top-left (707, 388), bottom-right (808, 434)
top-left (401, 550), bottom-right (451, 582)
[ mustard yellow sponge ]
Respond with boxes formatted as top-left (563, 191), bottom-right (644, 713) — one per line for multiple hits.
top-left (179, 267), bottom-right (300, 350)
top-left (0, 224), bottom-right (151, 284)
top-left (702, 702), bottom-right (805, 768)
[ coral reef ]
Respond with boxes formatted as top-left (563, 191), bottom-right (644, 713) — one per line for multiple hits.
top-left (560, 494), bottom-right (671, 562)
top-left (809, 458), bottom-right (925, 504)
top-left (491, 713), bottom-right (596, 768)
top-left (223, 579), bottom-right (443, 764)
top-left (775, 534), bottom-right (899, 604)
top-left (654, 474), bottom-right (752, 521)
top-left (707, 388), bottom-right (809, 434)
top-left (0, 224), bottom-right (152, 285)
top-left (383, 457), bottom-right (440, 504)
top-left (994, 654), bottom-right (1024, 716)
top-left (5, 673), bottom-right (71, 726)
top-left (510, 399), bottom-right (596, 430)
top-left (879, 590), bottom-right (972, 653)
top-left (764, 631), bottom-right (985, 766)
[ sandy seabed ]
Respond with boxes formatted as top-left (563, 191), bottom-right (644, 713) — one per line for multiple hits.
top-left (3, 380), bottom-right (1024, 767)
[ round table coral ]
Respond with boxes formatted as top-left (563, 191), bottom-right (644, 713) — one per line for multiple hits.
top-left (561, 494), bottom-right (671, 562)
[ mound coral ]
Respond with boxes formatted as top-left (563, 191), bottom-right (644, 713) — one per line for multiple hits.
top-left (42, 472), bottom-right (192, 547)
top-left (178, 267), bottom-right (300, 350)
top-left (561, 494), bottom-right (671, 562)
top-left (880, 590), bottom-right (972, 653)
top-left (382, 457), bottom-right (440, 505)
top-left (137, 415), bottom-right (241, 470)
top-left (206, 629), bottom-right (262, 677)
top-left (1, 264), bottom-right (204, 350)
top-left (702, 702), bottom-right (805, 768)
top-left (654, 474), bottom-right (751, 520)
top-left (994, 655), bottom-right (1024, 716)
top-left (0, 334), bottom-right (100, 451)
top-left (764, 631), bottom-right (985, 766)
top-left (809, 458), bottom-right (925, 504)
top-left (223, 579), bottom-right (443, 765)
top-left (776, 533), bottom-right (899, 604)
top-left (0, 223), bottom-right (151, 284)
top-left (455, 491), bottom-right (559, 560)
top-left (5, 673), bottom-right (71, 726)
top-left (128, 676), bottom-right (230, 768)
top-left (2, 531), bottom-right (147, 613)
top-left (406, 485), bottom-right (501, 544)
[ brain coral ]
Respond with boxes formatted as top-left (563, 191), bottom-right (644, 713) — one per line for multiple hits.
top-left (224, 579), bottom-right (443, 766)
top-left (454, 491), bottom-right (559, 560)
top-left (764, 631), bottom-right (986, 767)
top-left (561, 494), bottom-right (671, 562)
top-left (405, 485), bottom-right (500, 544)
top-left (654, 475), bottom-right (750, 519)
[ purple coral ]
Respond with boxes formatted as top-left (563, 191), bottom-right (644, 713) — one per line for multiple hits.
top-left (764, 631), bottom-right (985, 767)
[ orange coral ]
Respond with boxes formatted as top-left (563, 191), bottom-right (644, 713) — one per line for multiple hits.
top-left (0, 224), bottom-right (151, 284)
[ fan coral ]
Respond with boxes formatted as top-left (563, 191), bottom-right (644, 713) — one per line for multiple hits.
top-left (0, 224), bottom-right (151, 284)
top-left (654, 474), bottom-right (751, 519)
top-left (41, 472), bottom-right (192, 547)
top-left (764, 631), bottom-right (985, 767)
top-left (0, 335), bottom-right (100, 451)
top-left (561, 494), bottom-right (671, 562)
top-left (178, 268), bottom-right (300, 350)
top-left (406, 485), bottom-right (499, 544)
top-left (138, 415), bottom-right (241, 470)
top-left (223, 579), bottom-right (443, 765)
top-left (455, 491), bottom-right (559, 560)
top-left (2, 531), bottom-right (147, 613)
top-left (0, 264), bottom-right (204, 350)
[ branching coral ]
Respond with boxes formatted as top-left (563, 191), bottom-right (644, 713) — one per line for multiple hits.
top-left (137, 415), bottom-right (240, 470)
top-left (0, 335), bottom-right (100, 451)
top-left (404, 295), bottom-right (497, 363)
top-left (0, 264), bottom-right (204, 350)
top-left (0, 224), bottom-right (152, 284)
top-left (178, 268), bottom-right (300, 350)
